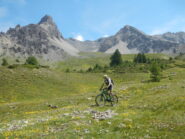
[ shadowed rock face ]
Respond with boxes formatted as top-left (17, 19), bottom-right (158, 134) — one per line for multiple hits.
top-left (0, 15), bottom-right (78, 61)
top-left (39, 15), bottom-right (54, 24)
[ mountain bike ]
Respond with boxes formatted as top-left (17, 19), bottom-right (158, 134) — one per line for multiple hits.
top-left (95, 88), bottom-right (118, 106)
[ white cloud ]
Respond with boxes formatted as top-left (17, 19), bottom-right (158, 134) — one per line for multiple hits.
top-left (150, 17), bottom-right (185, 35)
top-left (0, 7), bottom-right (8, 18)
top-left (74, 34), bottom-right (84, 41)
top-left (103, 34), bottom-right (109, 38)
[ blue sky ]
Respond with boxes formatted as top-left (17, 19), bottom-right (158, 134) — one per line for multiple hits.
top-left (0, 0), bottom-right (185, 41)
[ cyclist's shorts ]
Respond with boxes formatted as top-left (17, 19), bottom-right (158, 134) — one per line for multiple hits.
top-left (107, 85), bottom-right (113, 91)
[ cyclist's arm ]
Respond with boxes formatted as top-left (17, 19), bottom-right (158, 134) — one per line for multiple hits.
top-left (100, 83), bottom-right (104, 90)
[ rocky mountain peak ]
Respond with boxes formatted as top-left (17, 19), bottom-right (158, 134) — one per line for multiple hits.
top-left (39, 15), bottom-right (54, 25)
top-left (123, 25), bottom-right (135, 30)
top-left (37, 15), bottom-right (62, 39)
top-left (117, 25), bottom-right (145, 35)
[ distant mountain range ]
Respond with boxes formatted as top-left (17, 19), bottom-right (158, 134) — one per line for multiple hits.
top-left (68, 25), bottom-right (185, 54)
top-left (0, 15), bottom-right (185, 61)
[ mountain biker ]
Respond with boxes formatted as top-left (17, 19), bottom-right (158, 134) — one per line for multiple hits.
top-left (100, 75), bottom-right (113, 95)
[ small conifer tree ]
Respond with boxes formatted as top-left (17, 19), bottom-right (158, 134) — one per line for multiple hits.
top-left (110, 49), bottom-right (123, 66)
top-left (25, 56), bottom-right (38, 65)
top-left (2, 58), bottom-right (8, 66)
top-left (150, 63), bottom-right (161, 82)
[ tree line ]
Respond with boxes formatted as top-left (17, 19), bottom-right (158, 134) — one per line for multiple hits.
top-left (84, 49), bottom-right (165, 82)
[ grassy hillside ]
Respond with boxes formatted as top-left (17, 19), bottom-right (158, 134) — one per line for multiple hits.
top-left (0, 53), bottom-right (185, 138)
top-left (56, 52), bottom-right (169, 71)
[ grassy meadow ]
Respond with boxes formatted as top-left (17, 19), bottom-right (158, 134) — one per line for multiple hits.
top-left (0, 53), bottom-right (185, 138)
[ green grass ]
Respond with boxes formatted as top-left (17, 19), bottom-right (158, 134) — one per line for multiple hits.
top-left (175, 53), bottom-right (185, 61)
top-left (0, 53), bottom-right (185, 138)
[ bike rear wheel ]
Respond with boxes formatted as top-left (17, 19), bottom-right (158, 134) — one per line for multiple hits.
top-left (110, 94), bottom-right (118, 106)
top-left (95, 94), bottom-right (106, 106)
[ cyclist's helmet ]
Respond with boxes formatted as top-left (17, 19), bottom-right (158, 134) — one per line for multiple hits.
top-left (103, 74), bottom-right (108, 78)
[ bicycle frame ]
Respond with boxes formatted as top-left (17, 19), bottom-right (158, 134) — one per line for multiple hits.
top-left (100, 89), bottom-right (110, 100)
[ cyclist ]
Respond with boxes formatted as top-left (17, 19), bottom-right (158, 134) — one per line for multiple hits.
top-left (100, 75), bottom-right (113, 96)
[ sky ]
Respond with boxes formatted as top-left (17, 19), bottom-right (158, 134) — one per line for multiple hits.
top-left (0, 0), bottom-right (185, 41)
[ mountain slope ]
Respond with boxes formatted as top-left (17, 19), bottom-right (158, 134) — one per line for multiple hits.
top-left (0, 15), bottom-right (79, 61)
top-left (66, 38), bottom-right (100, 52)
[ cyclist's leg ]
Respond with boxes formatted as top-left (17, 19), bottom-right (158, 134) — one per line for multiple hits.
top-left (108, 85), bottom-right (113, 95)
top-left (107, 85), bottom-right (113, 100)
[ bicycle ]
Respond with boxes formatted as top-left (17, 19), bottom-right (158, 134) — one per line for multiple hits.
top-left (95, 88), bottom-right (118, 106)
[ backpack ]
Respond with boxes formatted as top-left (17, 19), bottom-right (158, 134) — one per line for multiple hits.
top-left (105, 78), bottom-right (114, 85)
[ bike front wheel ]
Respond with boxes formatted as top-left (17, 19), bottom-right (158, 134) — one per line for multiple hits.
top-left (110, 94), bottom-right (118, 106)
top-left (95, 94), bottom-right (106, 106)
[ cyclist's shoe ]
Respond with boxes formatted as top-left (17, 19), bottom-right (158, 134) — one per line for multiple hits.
top-left (106, 98), bottom-right (110, 101)
top-left (106, 98), bottom-right (113, 102)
